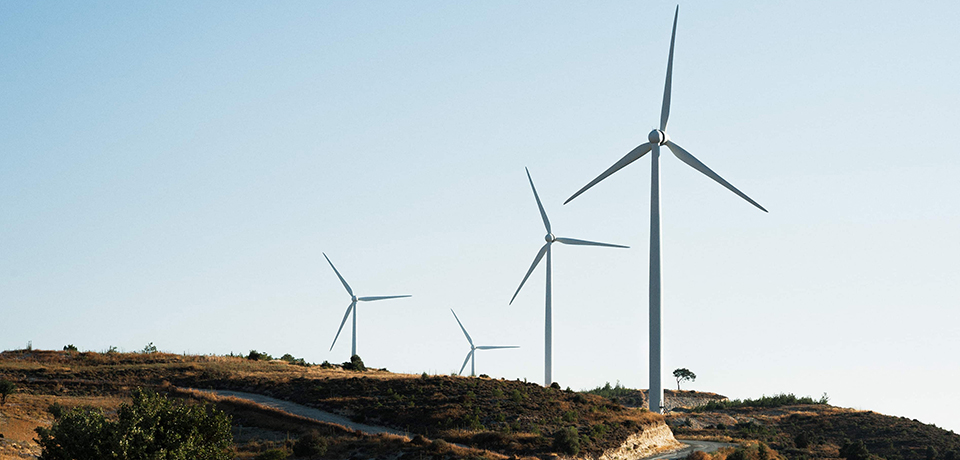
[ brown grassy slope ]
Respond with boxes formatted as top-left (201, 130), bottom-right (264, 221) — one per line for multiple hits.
top-left (668, 404), bottom-right (960, 460)
top-left (0, 350), bottom-right (663, 458)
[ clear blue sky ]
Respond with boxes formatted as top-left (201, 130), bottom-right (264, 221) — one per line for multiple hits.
top-left (3, 2), bottom-right (959, 432)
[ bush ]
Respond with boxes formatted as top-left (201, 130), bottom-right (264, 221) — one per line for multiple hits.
top-left (292, 431), bottom-right (328, 457)
top-left (247, 350), bottom-right (273, 361)
top-left (63, 344), bottom-right (78, 352)
top-left (320, 360), bottom-right (335, 369)
top-left (794, 431), bottom-right (811, 448)
top-left (430, 439), bottom-right (451, 453)
top-left (552, 426), bottom-right (580, 455)
top-left (550, 382), bottom-right (561, 389)
top-left (839, 440), bottom-right (871, 460)
top-left (342, 354), bottom-right (365, 371)
top-left (35, 388), bottom-right (232, 460)
top-left (0, 379), bottom-right (16, 406)
top-left (142, 342), bottom-right (158, 354)
top-left (47, 403), bottom-right (66, 419)
top-left (280, 354), bottom-right (308, 366)
top-left (255, 449), bottom-right (288, 460)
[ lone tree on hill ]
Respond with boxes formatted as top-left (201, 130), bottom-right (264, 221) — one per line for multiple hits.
top-left (673, 368), bottom-right (696, 390)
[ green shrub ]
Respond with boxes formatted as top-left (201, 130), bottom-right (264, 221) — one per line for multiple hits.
top-left (839, 440), bottom-right (871, 460)
top-left (562, 410), bottom-right (577, 423)
top-left (247, 350), bottom-right (273, 361)
top-left (47, 403), bottom-right (66, 419)
top-left (141, 342), bottom-right (157, 354)
top-left (292, 431), bottom-right (328, 457)
top-left (0, 379), bottom-right (16, 406)
top-left (552, 426), bottom-right (580, 455)
top-left (794, 431), bottom-right (811, 448)
top-left (35, 389), bottom-right (232, 460)
top-left (342, 354), bottom-right (365, 371)
top-left (431, 439), bottom-right (451, 453)
top-left (63, 344), bottom-right (78, 352)
top-left (320, 360), bottom-right (335, 369)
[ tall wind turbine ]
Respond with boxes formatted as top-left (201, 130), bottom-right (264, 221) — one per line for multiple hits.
top-left (324, 253), bottom-right (411, 357)
top-left (563, 6), bottom-right (767, 413)
top-left (512, 167), bottom-right (629, 386)
top-left (451, 309), bottom-right (518, 377)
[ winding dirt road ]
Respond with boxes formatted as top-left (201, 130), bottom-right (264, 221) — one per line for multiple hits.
top-left (188, 388), bottom-right (412, 438)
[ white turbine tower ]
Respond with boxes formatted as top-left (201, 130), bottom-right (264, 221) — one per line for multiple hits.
top-left (324, 253), bottom-right (411, 357)
top-left (563, 6), bottom-right (767, 413)
top-left (451, 309), bottom-right (518, 377)
top-left (511, 167), bottom-right (629, 386)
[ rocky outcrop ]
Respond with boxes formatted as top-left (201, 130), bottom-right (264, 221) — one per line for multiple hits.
top-left (582, 421), bottom-right (684, 460)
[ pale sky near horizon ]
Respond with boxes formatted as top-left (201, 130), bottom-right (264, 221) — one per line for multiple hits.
top-left (3, 2), bottom-right (959, 433)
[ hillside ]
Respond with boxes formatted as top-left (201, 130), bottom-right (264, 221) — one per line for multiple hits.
top-left (0, 349), bottom-right (671, 459)
top-left (666, 396), bottom-right (960, 460)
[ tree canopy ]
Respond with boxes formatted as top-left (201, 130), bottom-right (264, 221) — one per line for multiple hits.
top-left (673, 368), bottom-right (696, 390)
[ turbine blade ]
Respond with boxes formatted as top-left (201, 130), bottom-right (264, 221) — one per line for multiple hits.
top-left (660, 5), bottom-right (679, 132)
top-left (555, 237), bottom-right (629, 249)
top-left (509, 243), bottom-right (549, 305)
top-left (563, 143), bottom-right (653, 205)
top-left (451, 309), bottom-right (474, 347)
top-left (459, 350), bottom-right (474, 376)
top-left (476, 346), bottom-right (520, 350)
top-left (329, 301), bottom-right (356, 351)
top-left (357, 295), bottom-right (412, 301)
top-left (323, 253), bottom-right (353, 297)
top-left (665, 140), bottom-right (768, 212)
top-left (525, 167), bottom-right (551, 233)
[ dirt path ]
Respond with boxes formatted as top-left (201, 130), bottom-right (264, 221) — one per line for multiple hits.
top-left (644, 438), bottom-right (736, 459)
top-left (188, 388), bottom-right (412, 438)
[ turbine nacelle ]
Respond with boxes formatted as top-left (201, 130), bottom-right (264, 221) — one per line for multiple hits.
top-left (648, 129), bottom-right (669, 145)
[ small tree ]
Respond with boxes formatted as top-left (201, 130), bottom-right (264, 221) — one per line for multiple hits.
top-left (63, 344), bottom-right (78, 352)
top-left (552, 426), bottom-right (580, 455)
top-left (673, 368), bottom-right (696, 390)
top-left (0, 379), bottom-right (16, 406)
top-left (141, 342), bottom-right (158, 354)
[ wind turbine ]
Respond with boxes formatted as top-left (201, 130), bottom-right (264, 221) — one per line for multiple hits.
top-left (324, 253), bottom-right (411, 357)
top-left (511, 167), bottom-right (629, 386)
top-left (563, 6), bottom-right (767, 413)
top-left (451, 309), bottom-right (518, 377)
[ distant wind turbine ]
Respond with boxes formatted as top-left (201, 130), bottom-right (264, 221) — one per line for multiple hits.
top-left (563, 6), bottom-right (767, 413)
top-left (511, 167), bottom-right (629, 386)
top-left (324, 253), bottom-right (411, 357)
top-left (451, 309), bottom-right (518, 377)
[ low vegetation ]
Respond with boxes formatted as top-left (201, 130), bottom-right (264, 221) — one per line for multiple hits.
top-left (693, 392), bottom-right (830, 411)
top-left (0, 348), bottom-right (662, 459)
top-left (35, 389), bottom-right (232, 460)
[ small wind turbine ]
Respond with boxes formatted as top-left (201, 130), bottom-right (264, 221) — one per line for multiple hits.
top-left (451, 309), bottom-right (518, 377)
top-left (511, 167), bottom-right (629, 386)
top-left (563, 6), bottom-right (767, 413)
top-left (324, 253), bottom-right (411, 357)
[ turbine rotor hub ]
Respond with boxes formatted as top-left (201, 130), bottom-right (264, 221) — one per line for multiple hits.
top-left (545, 233), bottom-right (556, 243)
top-left (351, 295), bottom-right (358, 302)
top-left (648, 129), bottom-right (669, 145)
